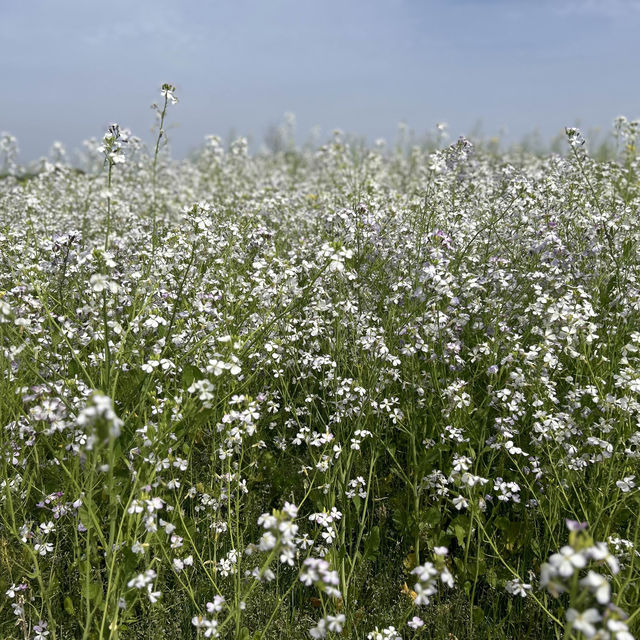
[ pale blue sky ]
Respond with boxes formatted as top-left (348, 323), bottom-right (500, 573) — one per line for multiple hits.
top-left (2, 0), bottom-right (639, 160)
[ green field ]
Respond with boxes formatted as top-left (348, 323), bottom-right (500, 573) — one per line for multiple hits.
top-left (0, 92), bottom-right (639, 639)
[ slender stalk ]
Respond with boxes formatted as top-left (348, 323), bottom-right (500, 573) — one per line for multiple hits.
top-left (104, 160), bottom-right (112, 250)
top-left (151, 91), bottom-right (170, 254)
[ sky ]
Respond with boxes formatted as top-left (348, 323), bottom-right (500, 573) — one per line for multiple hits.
top-left (1, 0), bottom-right (640, 162)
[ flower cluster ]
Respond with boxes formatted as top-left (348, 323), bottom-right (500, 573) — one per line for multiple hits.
top-left (245, 502), bottom-right (300, 580)
top-left (191, 596), bottom-right (225, 638)
top-left (409, 548), bottom-right (454, 607)
top-left (1, 95), bottom-right (639, 638)
top-left (541, 521), bottom-right (633, 639)
top-left (299, 557), bottom-right (341, 599)
top-left (98, 123), bottom-right (128, 165)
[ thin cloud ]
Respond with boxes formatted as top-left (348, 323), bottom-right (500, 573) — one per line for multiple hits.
top-left (554, 0), bottom-right (640, 18)
top-left (82, 14), bottom-right (203, 51)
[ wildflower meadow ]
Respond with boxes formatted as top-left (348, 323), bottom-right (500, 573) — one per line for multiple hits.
top-left (1, 86), bottom-right (639, 639)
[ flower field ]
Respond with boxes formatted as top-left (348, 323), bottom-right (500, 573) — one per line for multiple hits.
top-left (1, 92), bottom-right (639, 639)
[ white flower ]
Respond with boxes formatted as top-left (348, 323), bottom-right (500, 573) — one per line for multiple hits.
top-left (206, 596), bottom-right (225, 613)
top-left (127, 569), bottom-right (156, 589)
top-left (207, 359), bottom-right (225, 376)
top-left (366, 626), bottom-right (401, 640)
top-left (587, 542), bottom-right (620, 575)
top-left (89, 273), bottom-right (119, 294)
top-left (565, 127), bottom-right (586, 148)
top-left (147, 583), bottom-right (162, 603)
top-left (39, 521), bottom-right (55, 535)
top-left (505, 578), bottom-right (532, 597)
top-left (413, 581), bottom-right (437, 605)
top-left (326, 614), bottom-right (346, 633)
top-left (33, 621), bottom-right (49, 640)
top-left (161, 85), bottom-right (178, 104)
top-left (192, 616), bottom-right (219, 638)
top-left (128, 500), bottom-right (144, 514)
top-left (607, 619), bottom-right (634, 640)
top-left (131, 541), bottom-right (145, 555)
top-left (580, 570), bottom-right (610, 604)
top-left (282, 502), bottom-right (298, 519)
top-left (452, 495), bottom-right (468, 511)
top-left (548, 545), bottom-right (587, 578)
top-left (34, 542), bottom-right (54, 556)
top-left (566, 608), bottom-right (601, 639)
top-left (616, 475), bottom-right (636, 493)
top-left (540, 562), bottom-right (566, 597)
top-left (309, 617), bottom-right (327, 639)
top-left (259, 531), bottom-right (277, 551)
top-left (408, 616), bottom-right (424, 629)
top-left (411, 562), bottom-right (438, 583)
top-left (440, 567), bottom-right (455, 588)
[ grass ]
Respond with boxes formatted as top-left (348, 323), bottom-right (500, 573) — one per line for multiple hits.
top-left (0, 93), bottom-right (639, 639)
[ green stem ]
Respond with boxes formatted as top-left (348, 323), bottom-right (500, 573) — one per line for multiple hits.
top-left (105, 161), bottom-right (113, 250)
top-left (151, 94), bottom-right (169, 254)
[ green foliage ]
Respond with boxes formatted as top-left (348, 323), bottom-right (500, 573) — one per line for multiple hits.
top-left (1, 99), bottom-right (639, 639)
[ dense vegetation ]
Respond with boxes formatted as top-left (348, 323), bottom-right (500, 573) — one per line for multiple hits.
top-left (1, 90), bottom-right (639, 639)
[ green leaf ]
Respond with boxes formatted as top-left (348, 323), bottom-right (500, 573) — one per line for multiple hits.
top-left (453, 523), bottom-right (467, 547)
top-left (423, 506), bottom-right (441, 527)
top-left (363, 526), bottom-right (380, 560)
top-left (182, 364), bottom-right (204, 388)
top-left (64, 595), bottom-right (75, 616)
top-left (83, 581), bottom-right (103, 607)
top-left (436, 532), bottom-right (453, 548)
top-left (78, 507), bottom-right (93, 531)
top-left (122, 547), bottom-right (140, 574)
